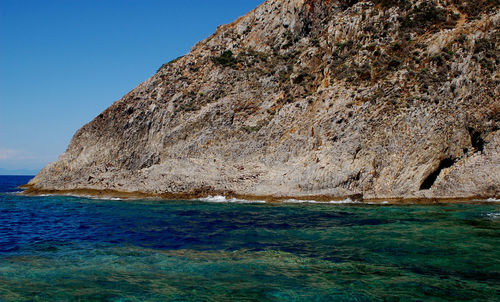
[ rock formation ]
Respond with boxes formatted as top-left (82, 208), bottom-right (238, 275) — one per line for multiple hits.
top-left (26, 0), bottom-right (499, 201)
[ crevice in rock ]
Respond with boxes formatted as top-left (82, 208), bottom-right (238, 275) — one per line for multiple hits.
top-left (139, 153), bottom-right (161, 170)
top-left (419, 158), bottom-right (456, 190)
top-left (340, 171), bottom-right (362, 189)
top-left (468, 127), bottom-right (485, 153)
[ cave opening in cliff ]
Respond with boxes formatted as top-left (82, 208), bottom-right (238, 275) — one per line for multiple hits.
top-left (468, 127), bottom-right (485, 153)
top-left (419, 158), bottom-right (456, 190)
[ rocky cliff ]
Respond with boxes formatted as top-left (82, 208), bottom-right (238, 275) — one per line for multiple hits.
top-left (26, 0), bottom-right (500, 201)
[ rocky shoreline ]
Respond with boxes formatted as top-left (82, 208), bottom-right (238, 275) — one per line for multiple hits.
top-left (20, 184), bottom-right (498, 205)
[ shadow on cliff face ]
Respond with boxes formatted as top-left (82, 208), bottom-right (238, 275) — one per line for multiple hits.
top-left (420, 158), bottom-right (456, 190)
top-left (468, 127), bottom-right (485, 153)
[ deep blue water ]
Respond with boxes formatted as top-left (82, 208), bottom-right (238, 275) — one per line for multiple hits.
top-left (0, 175), bottom-right (499, 301)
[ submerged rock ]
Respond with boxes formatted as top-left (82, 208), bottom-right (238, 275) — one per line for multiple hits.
top-left (28, 0), bottom-right (499, 201)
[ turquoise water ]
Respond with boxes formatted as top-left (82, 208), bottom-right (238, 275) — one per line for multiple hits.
top-left (0, 176), bottom-right (499, 301)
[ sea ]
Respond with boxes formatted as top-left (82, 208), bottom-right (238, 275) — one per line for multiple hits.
top-left (0, 175), bottom-right (498, 301)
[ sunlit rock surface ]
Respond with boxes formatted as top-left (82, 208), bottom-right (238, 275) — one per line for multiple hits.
top-left (28, 0), bottom-right (499, 200)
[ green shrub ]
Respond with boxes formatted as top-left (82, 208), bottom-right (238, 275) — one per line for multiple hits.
top-left (400, 2), bottom-right (451, 33)
top-left (157, 56), bottom-right (184, 72)
top-left (453, 0), bottom-right (498, 20)
top-left (242, 125), bottom-right (262, 133)
top-left (376, 0), bottom-right (410, 8)
top-left (212, 50), bottom-right (237, 67)
top-left (310, 37), bottom-right (320, 47)
top-left (474, 38), bottom-right (494, 54)
top-left (455, 34), bottom-right (468, 44)
top-left (430, 54), bottom-right (443, 66)
top-left (388, 58), bottom-right (401, 70)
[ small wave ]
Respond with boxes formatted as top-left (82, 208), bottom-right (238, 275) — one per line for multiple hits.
top-left (199, 195), bottom-right (265, 204)
top-left (33, 193), bottom-right (123, 201)
top-left (486, 213), bottom-right (499, 219)
top-left (76, 195), bottom-right (123, 201)
top-left (86, 196), bottom-right (123, 201)
top-left (366, 201), bottom-right (390, 205)
top-left (4, 191), bottom-right (24, 195)
top-left (283, 198), bottom-right (361, 204)
top-left (486, 198), bottom-right (500, 203)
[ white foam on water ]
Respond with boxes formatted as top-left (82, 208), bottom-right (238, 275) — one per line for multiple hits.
top-left (283, 198), bottom-right (362, 204)
top-left (366, 201), bottom-right (390, 205)
top-left (486, 213), bottom-right (500, 219)
top-left (282, 199), bottom-right (318, 204)
top-left (199, 195), bottom-right (266, 204)
top-left (5, 191), bottom-right (24, 195)
top-left (329, 198), bottom-right (362, 204)
top-left (486, 198), bottom-right (500, 203)
top-left (199, 195), bottom-right (227, 203)
top-left (32, 193), bottom-right (123, 201)
top-left (90, 196), bottom-right (123, 201)
top-left (60, 193), bottom-right (123, 201)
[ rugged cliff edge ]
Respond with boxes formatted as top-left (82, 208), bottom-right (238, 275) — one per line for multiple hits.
top-left (26, 0), bottom-right (499, 201)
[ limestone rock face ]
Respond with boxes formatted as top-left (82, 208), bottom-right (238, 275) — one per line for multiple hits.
top-left (29, 0), bottom-right (499, 200)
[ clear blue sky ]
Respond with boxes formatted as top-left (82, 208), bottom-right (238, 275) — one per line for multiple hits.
top-left (0, 0), bottom-right (264, 174)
